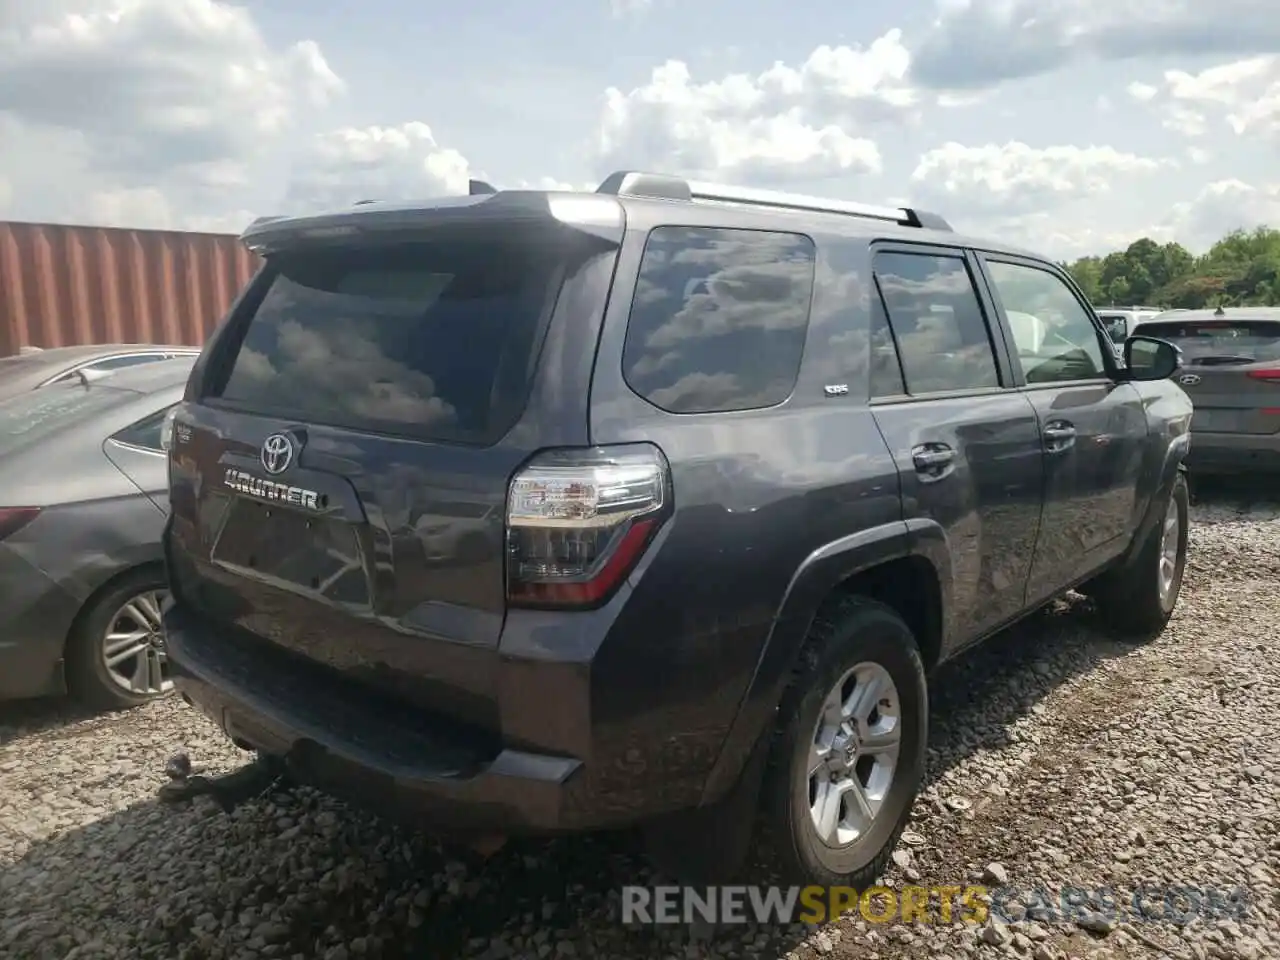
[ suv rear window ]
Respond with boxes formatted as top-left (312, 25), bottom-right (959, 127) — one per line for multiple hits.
top-left (1142, 319), bottom-right (1280, 363)
top-left (622, 226), bottom-right (816, 414)
top-left (212, 229), bottom-right (571, 445)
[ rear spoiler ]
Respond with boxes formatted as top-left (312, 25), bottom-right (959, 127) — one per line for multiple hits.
top-left (239, 192), bottom-right (624, 254)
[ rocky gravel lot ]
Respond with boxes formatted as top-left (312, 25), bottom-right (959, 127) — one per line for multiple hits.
top-left (2, 481), bottom-right (1277, 960)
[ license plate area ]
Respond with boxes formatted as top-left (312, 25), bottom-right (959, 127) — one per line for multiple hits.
top-left (211, 498), bottom-right (369, 604)
top-left (1192, 409), bottom-right (1230, 431)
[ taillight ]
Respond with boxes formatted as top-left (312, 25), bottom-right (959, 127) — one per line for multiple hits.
top-left (0, 507), bottom-right (41, 541)
top-left (160, 407), bottom-right (180, 451)
top-left (506, 443), bottom-right (670, 609)
top-left (1246, 369), bottom-right (1280, 383)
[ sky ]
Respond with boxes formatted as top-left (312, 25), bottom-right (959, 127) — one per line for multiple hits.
top-left (1, 0), bottom-right (1279, 260)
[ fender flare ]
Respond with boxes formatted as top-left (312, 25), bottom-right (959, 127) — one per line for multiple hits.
top-left (698, 518), bottom-right (952, 803)
top-left (1118, 432), bottom-right (1189, 570)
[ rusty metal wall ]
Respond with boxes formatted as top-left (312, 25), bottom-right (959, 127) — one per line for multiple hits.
top-left (0, 220), bottom-right (261, 357)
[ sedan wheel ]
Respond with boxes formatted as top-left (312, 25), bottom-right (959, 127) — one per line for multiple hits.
top-left (101, 589), bottom-right (172, 697)
top-left (66, 568), bottom-right (174, 711)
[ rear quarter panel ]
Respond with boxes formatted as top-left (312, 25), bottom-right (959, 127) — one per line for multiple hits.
top-left (6, 495), bottom-right (167, 604)
top-left (582, 210), bottom-right (906, 801)
top-left (0, 387), bottom-right (182, 599)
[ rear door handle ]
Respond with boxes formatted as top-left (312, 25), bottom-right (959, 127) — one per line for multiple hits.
top-left (911, 443), bottom-right (955, 480)
top-left (1043, 420), bottom-right (1077, 453)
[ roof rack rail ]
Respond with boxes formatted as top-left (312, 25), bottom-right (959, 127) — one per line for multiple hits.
top-left (594, 170), bottom-right (952, 231)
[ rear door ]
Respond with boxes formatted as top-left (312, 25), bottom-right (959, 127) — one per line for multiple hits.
top-left (165, 218), bottom-right (619, 723)
top-left (868, 246), bottom-right (1044, 648)
top-left (975, 254), bottom-right (1149, 599)
top-left (1145, 317), bottom-right (1280, 436)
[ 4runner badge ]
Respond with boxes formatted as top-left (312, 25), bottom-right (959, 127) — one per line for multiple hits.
top-left (223, 468), bottom-right (321, 511)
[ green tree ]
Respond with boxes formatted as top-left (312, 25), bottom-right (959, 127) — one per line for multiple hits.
top-left (1065, 227), bottom-right (1280, 310)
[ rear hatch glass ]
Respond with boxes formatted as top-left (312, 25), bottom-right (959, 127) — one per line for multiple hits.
top-left (1142, 319), bottom-right (1280, 365)
top-left (209, 230), bottom-right (568, 445)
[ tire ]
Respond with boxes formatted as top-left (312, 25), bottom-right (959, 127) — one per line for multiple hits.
top-left (1092, 472), bottom-right (1189, 637)
top-left (65, 566), bottom-right (173, 711)
top-left (753, 595), bottom-right (928, 887)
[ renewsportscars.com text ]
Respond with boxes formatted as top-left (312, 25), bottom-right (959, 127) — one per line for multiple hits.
top-left (621, 883), bottom-right (1251, 926)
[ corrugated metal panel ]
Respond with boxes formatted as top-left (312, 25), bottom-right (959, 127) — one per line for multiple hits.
top-left (0, 220), bottom-right (261, 357)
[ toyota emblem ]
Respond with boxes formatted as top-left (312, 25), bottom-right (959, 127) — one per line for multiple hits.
top-left (260, 433), bottom-right (295, 475)
top-left (1178, 374), bottom-right (1201, 386)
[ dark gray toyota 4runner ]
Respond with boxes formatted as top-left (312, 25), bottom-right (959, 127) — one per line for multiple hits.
top-left (161, 171), bottom-right (1193, 888)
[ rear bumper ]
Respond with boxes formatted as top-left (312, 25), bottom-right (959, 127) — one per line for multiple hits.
top-left (0, 544), bottom-right (77, 701)
top-left (1184, 431), bottom-right (1280, 474)
top-left (164, 602), bottom-right (588, 833)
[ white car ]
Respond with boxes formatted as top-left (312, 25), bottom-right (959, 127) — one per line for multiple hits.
top-left (1096, 307), bottom-right (1164, 344)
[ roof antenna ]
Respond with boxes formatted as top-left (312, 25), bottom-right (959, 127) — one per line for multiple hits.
top-left (469, 179), bottom-right (498, 195)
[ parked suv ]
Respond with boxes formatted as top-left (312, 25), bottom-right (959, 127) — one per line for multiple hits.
top-left (161, 172), bottom-right (1192, 888)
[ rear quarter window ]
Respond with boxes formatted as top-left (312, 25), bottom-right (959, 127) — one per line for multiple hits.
top-left (621, 226), bottom-right (817, 414)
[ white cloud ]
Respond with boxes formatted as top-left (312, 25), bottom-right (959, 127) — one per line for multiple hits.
top-left (1131, 56), bottom-right (1280, 142)
top-left (1158, 179), bottom-right (1280, 251)
top-left (1126, 82), bottom-right (1158, 102)
top-left (609, 0), bottom-right (651, 16)
top-left (0, 0), bottom-right (342, 175)
top-left (0, 0), bottom-right (1275, 270)
top-left (283, 122), bottom-right (474, 213)
top-left (910, 141), bottom-right (1171, 218)
top-left (912, 0), bottom-right (1280, 88)
top-left (595, 31), bottom-right (919, 183)
top-left (279, 124), bottom-right (587, 215)
top-left (0, 0), bottom-right (342, 228)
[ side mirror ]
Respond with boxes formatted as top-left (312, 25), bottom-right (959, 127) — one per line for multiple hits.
top-left (1124, 335), bottom-right (1180, 381)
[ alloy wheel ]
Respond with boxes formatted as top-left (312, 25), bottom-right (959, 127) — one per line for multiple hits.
top-left (807, 661), bottom-right (901, 847)
top-left (101, 589), bottom-right (172, 697)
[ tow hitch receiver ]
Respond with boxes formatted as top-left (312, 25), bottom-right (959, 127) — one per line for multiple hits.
top-left (157, 751), bottom-right (292, 813)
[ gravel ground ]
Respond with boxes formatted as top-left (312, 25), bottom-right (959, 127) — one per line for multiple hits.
top-left (2, 481), bottom-right (1278, 960)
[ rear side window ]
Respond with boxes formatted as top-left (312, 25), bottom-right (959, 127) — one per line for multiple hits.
top-left (1141, 319), bottom-right (1280, 363)
top-left (50, 354), bottom-right (166, 384)
top-left (872, 252), bottom-right (1000, 394)
top-left (984, 259), bottom-right (1107, 384)
top-left (868, 286), bottom-right (907, 398)
top-left (111, 405), bottom-right (175, 452)
top-left (212, 229), bottom-right (572, 445)
top-left (622, 227), bottom-right (816, 414)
